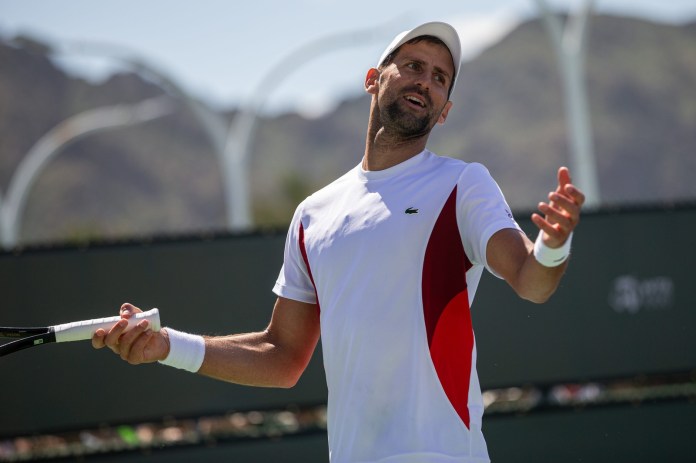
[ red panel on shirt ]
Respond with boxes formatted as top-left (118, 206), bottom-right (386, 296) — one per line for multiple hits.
top-left (422, 186), bottom-right (474, 428)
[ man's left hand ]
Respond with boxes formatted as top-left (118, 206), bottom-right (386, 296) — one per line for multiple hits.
top-left (531, 166), bottom-right (585, 248)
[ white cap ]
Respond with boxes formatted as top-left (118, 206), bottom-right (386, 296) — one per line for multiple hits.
top-left (377, 21), bottom-right (462, 94)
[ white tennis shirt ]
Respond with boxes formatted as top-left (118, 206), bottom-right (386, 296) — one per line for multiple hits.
top-left (273, 150), bottom-right (521, 463)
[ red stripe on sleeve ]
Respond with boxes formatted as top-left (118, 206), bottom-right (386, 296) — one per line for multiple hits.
top-left (299, 222), bottom-right (320, 315)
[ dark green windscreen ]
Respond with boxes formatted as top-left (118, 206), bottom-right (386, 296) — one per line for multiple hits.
top-left (1, 206), bottom-right (694, 436)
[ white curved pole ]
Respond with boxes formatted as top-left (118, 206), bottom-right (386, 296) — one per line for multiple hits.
top-left (0, 96), bottom-right (172, 249)
top-left (224, 24), bottom-right (395, 229)
top-left (61, 42), bottom-right (235, 228)
top-left (535, 0), bottom-right (601, 209)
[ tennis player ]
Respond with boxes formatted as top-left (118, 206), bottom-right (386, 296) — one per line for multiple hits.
top-left (94, 21), bottom-right (584, 462)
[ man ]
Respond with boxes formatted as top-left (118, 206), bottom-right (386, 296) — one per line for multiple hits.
top-left (94, 22), bottom-right (584, 462)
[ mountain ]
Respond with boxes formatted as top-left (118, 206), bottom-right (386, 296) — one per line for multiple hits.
top-left (436, 14), bottom-right (696, 207)
top-left (0, 14), bottom-right (694, 247)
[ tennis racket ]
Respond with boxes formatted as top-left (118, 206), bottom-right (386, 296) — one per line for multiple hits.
top-left (0, 308), bottom-right (160, 357)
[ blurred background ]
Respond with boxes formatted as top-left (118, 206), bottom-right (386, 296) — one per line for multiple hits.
top-left (1, 0), bottom-right (695, 461)
top-left (0, 0), bottom-right (694, 246)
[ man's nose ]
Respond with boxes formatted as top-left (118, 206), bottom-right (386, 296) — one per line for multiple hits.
top-left (414, 75), bottom-right (430, 91)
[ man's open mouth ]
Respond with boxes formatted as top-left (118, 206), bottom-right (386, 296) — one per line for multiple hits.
top-left (404, 95), bottom-right (426, 108)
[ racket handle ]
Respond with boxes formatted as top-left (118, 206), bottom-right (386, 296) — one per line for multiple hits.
top-left (52, 309), bottom-right (161, 343)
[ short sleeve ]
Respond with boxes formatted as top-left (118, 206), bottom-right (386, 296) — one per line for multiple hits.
top-left (272, 203), bottom-right (318, 304)
top-left (456, 163), bottom-right (522, 278)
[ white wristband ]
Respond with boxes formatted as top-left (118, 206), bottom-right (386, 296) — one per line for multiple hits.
top-left (533, 231), bottom-right (573, 267)
top-left (158, 328), bottom-right (205, 373)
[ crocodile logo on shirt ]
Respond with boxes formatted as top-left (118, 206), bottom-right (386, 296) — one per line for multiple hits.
top-left (405, 207), bottom-right (419, 215)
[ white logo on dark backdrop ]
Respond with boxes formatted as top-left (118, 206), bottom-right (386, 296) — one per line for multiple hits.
top-left (608, 276), bottom-right (675, 314)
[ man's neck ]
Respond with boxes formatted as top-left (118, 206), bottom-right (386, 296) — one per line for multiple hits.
top-left (362, 137), bottom-right (426, 171)
top-left (362, 111), bottom-right (429, 171)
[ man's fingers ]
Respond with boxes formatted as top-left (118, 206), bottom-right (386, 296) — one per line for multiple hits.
top-left (533, 166), bottom-right (584, 248)
top-left (103, 318), bottom-right (129, 352)
top-left (92, 328), bottom-right (107, 349)
top-left (539, 201), bottom-right (573, 229)
top-left (106, 304), bottom-right (143, 355)
top-left (548, 192), bottom-right (580, 222)
top-left (548, 167), bottom-right (569, 210)
top-left (555, 167), bottom-right (585, 208)
top-left (535, 205), bottom-right (569, 234)
top-left (531, 213), bottom-right (559, 237)
top-left (127, 330), bottom-right (154, 364)
top-left (119, 319), bottom-right (150, 344)
top-left (120, 303), bottom-right (142, 319)
top-left (93, 303), bottom-right (155, 364)
top-left (564, 183), bottom-right (586, 207)
top-left (118, 320), bottom-right (151, 362)
top-left (557, 166), bottom-right (571, 190)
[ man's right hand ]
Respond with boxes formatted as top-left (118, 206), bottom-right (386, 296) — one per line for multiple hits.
top-left (92, 303), bottom-right (170, 365)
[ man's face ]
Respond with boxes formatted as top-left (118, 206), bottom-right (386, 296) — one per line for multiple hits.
top-left (376, 40), bottom-right (454, 138)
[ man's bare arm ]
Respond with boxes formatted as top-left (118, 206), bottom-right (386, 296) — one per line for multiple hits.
top-left (93, 297), bottom-right (320, 389)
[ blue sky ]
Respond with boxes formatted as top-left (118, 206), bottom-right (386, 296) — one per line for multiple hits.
top-left (1, 0), bottom-right (695, 116)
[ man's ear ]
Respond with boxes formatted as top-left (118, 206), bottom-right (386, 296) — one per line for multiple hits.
top-left (437, 101), bottom-right (453, 125)
top-left (365, 68), bottom-right (380, 95)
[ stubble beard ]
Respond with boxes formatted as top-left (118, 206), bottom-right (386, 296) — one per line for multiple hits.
top-left (379, 89), bottom-right (436, 140)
